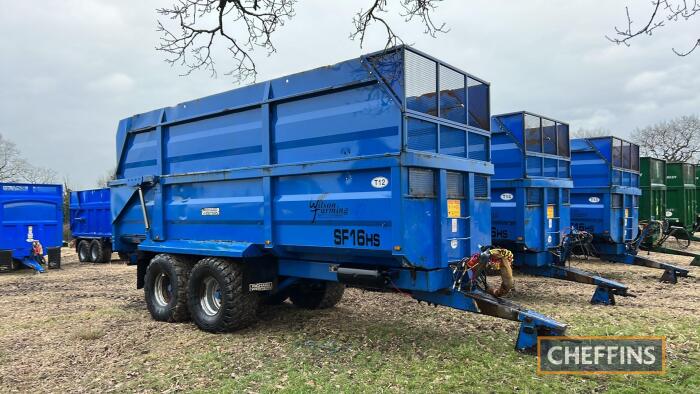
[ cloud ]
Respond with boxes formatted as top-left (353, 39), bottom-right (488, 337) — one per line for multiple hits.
top-left (86, 73), bottom-right (135, 94)
top-left (625, 71), bottom-right (668, 92)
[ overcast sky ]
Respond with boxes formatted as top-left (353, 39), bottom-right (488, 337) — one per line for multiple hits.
top-left (1, 1), bottom-right (698, 189)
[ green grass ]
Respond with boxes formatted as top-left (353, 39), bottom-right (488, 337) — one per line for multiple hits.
top-left (123, 312), bottom-right (700, 393)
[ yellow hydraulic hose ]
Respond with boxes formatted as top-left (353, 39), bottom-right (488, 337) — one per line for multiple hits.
top-left (487, 248), bottom-right (514, 297)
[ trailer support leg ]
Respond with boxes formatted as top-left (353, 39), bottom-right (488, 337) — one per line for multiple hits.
top-left (640, 246), bottom-right (700, 266)
top-left (590, 286), bottom-right (615, 305)
top-left (20, 257), bottom-right (45, 273)
top-left (632, 256), bottom-right (689, 283)
top-left (412, 289), bottom-right (566, 353)
top-left (659, 269), bottom-right (678, 284)
top-left (516, 265), bottom-right (629, 306)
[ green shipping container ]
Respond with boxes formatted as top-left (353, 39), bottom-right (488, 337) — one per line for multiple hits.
top-left (665, 162), bottom-right (697, 231)
top-left (696, 165), bottom-right (700, 229)
top-left (639, 157), bottom-right (667, 222)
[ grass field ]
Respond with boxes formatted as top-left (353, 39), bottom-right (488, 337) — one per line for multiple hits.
top-left (0, 247), bottom-right (698, 393)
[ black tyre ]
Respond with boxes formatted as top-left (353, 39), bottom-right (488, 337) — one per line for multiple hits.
top-left (289, 281), bottom-right (345, 309)
top-left (90, 240), bottom-right (107, 263)
top-left (144, 254), bottom-right (191, 322)
top-left (77, 240), bottom-right (92, 263)
top-left (102, 245), bottom-right (113, 263)
top-left (118, 252), bottom-right (129, 261)
top-left (187, 258), bottom-right (259, 332)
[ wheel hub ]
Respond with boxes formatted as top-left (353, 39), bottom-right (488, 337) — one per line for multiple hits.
top-left (153, 272), bottom-right (172, 307)
top-left (200, 276), bottom-right (221, 316)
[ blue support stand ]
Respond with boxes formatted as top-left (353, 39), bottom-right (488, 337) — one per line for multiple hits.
top-left (21, 257), bottom-right (45, 273)
top-left (413, 288), bottom-right (567, 353)
top-left (590, 285), bottom-right (616, 305)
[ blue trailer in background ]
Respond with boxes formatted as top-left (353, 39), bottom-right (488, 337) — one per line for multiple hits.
top-left (0, 183), bottom-right (63, 273)
top-left (70, 188), bottom-right (115, 263)
top-left (570, 137), bottom-right (690, 283)
top-left (110, 46), bottom-right (565, 351)
top-left (490, 113), bottom-right (629, 305)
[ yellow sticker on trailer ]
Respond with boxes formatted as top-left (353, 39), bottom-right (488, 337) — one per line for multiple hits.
top-left (625, 209), bottom-right (630, 218)
top-left (447, 199), bottom-right (461, 218)
top-left (547, 205), bottom-right (555, 219)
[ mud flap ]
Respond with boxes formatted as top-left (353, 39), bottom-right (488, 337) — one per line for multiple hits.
top-left (47, 247), bottom-right (61, 269)
top-left (0, 250), bottom-right (13, 271)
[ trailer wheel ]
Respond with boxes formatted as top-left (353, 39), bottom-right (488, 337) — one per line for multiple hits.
top-left (289, 281), bottom-right (345, 309)
top-left (187, 258), bottom-right (259, 332)
top-left (144, 254), bottom-right (191, 322)
top-left (118, 252), bottom-right (129, 261)
top-left (89, 240), bottom-right (108, 263)
top-left (77, 240), bottom-right (91, 263)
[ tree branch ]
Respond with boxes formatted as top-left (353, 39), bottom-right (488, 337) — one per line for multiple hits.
top-left (608, 0), bottom-right (700, 56)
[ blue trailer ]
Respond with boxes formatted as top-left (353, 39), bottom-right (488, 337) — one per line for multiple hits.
top-left (490, 113), bottom-right (629, 305)
top-left (110, 46), bottom-right (565, 351)
top-left (570, 137), bottom-right (690, 283)
top-left (70, 188), bottom-right (115, 263)
top-left (0, 183), bottom-right (63, 273)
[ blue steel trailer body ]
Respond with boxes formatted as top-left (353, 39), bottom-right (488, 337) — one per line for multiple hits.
top-left (70, 188), bottom-right (115, 263)
top-left (490, 113), bottom-right (628, 304)
top-left (570, 137), bottom-right (689, 283)
top-left (70, 188), bottom-right (111, 239)
top-left (111, 46), bottom-right (565, 350)
top-left (0, 183), bottom-right (63, 272)
top-left (491, 112), bottom-right (573, 260)
top-left (571, 137), bottom-right (641, 258)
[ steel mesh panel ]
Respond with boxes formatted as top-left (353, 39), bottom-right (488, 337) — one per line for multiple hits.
top-left (612, 194), bottom-right (623, 208)
top-left (527, 188), bottom-right (542, 205)
top-left (467, 77), bottom-right (490, 130)
top-left (447, 172), bottom-right (465, 199)
top-left (440, 126), bottom-right (465, 157)
top-left (557, 123), bottom-right (570, 157)
top-left (439, 65), bottom-right (466, 123)
top-left (562, 189), bottom-right (570, 204)
top-left (542, 119), bottom-right (557, 155)
top-left (409, 168), bottom-right (435, 197)
top-left (407, 118), bottom-right (437, 152)
top-left (468, 132), bottom-right (488, 161)
top-left (525, 114), bottom-right (541, 153)
top-left (405, 51), bottom-right (437, 116)
top-left (474, 175), bottom-right (489, 199)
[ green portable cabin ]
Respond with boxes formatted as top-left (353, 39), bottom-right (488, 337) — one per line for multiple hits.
top-left (639, 157), bottom-right (667, 223)
top-left (665, 162), bottom-right (697, 231)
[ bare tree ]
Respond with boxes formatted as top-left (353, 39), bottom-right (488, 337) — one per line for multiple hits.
top-left (607, 0), bottom-right (700, 56)
top-left (156, 0), bottom-right (448, 83)
top-left (571, 127), bottom-right (610, 139)
top-left (20, 166), bottom-right (58, 184)
top-left (96, 168), bottom-right (117, 188)
top-left (0, 134), bottom-right (26, 182)
top-left (631, 115), bottom-right (700, 162)
top-left (0, 134), bottom-right (57, 184)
